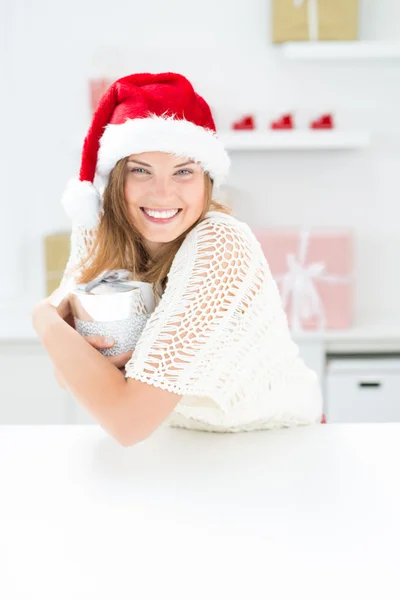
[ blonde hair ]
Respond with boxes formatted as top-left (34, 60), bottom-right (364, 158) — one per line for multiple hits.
top-left (75, 156), bottom-right (232, 303)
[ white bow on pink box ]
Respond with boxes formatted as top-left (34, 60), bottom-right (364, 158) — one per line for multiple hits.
top-left (294, 0), bottom-right (319, 41)
top-left (254, 227), bottom-right (354, 332)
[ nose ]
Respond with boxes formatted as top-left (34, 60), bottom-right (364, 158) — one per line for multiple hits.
top-left (152, 175), bottom-right (174, 201)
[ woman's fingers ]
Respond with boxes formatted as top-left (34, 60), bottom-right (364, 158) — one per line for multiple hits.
top-left (108, 351), bottom-right (134, 368)
top-left (83, 335), bottom-right (133, 368)
top-left (83, 335), bottom-right (115, 349)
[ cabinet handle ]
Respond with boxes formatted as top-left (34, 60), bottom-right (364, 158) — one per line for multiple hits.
top-left (358, 381), bottom-right (381, 388)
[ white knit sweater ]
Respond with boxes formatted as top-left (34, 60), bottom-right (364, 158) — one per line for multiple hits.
top-left (61, 210), bottom-right (323, 433)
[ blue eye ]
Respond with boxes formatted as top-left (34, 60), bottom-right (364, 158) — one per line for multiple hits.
top-left (130, 168), bottom-right (148, 174)
top-left (129, 168), bottom-right (192, 175)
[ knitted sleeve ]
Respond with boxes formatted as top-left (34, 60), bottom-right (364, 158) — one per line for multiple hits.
top-left (59, 225), bottom-right (97, 287)
top-left (124, 216), bottom-right (256, 397)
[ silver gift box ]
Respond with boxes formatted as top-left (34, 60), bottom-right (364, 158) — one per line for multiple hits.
top-left (69, 270), bottom-right (156, 357)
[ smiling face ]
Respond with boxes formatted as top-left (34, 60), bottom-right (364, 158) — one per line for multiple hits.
top-left (123, 151), bottom-right (206, 258)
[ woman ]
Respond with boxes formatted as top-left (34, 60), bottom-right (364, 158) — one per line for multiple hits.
top-left (32, 72), bottom-right (323, 446)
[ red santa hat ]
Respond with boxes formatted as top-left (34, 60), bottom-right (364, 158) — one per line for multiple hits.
top-left (61, 72), bottom-right (231, 227)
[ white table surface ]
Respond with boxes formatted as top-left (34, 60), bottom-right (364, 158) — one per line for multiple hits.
top-left (1, 423), bottom-right (399, 600)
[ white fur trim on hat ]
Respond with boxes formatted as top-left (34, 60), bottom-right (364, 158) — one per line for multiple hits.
top-left (61, 178), bottom-right (103, 228)
top-left (96, 114), bottom-right (231, 191)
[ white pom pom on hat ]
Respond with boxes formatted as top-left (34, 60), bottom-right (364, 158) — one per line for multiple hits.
top-left (61, 72), bottom-right (231, 228)
top-left (61, 179), bottom-right (102, 228)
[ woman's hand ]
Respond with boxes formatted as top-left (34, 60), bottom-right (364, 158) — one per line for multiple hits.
top-left (32, 289), bottom-right (133, 369)
top-left (80, 335), bottom-right (133, 369)
top-left (32, 290), bottom-right (72, 333)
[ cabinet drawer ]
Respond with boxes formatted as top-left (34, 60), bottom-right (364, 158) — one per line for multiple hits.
top-left (326, 358), bottom-right (400, 423)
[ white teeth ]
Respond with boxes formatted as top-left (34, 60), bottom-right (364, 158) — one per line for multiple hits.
top-left (143, 209), bottom-right (179, 219)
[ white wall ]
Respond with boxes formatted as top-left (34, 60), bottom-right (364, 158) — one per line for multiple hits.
top-left (2, 0), bottom-right (400, 334)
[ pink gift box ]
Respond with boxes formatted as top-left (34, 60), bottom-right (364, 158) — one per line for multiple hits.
top-left (253, 228), bottom-right (355, 330)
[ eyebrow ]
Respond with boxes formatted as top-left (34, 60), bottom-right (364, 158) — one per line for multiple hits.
top-left (126, 159), bottom-right (196, 168)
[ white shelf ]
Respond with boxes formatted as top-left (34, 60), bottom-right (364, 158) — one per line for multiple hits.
top-left (281, 41), bottom-right (400, 60)
top-left (293, 316), bottom-right (400, 353)
top-left (76, 130), bottom-right (371, 152)
top-left (219, 130), bottom-right (370, 151)
top-left (3, 311), bottom-right (400, 355)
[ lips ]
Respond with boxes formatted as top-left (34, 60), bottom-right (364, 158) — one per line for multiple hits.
top-left (141, 208), bottom-right (182, 212)
top-left (140, 207), bottom-right (182, 224)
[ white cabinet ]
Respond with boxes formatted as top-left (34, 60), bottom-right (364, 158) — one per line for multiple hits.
top-left (0, 341), bottom-right (99, 425)
top-left (3, 338), bottom-right (400, 426)
top-left (0, 342), bottom-right (73, 424)
top-left (297, 341), bottom-right (325, 383)
top-left (70, 395), bottom-right (97, 425)
top-left (325, 357), bottom-right (400, 423)
top-left (296, 340), bottom-right (327, 414)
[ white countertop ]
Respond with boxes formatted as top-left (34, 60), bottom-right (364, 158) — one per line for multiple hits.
top-left (1, 423), bottom-right (399, 599)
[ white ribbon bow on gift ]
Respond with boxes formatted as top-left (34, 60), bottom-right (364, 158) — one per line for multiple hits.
top-left (274, 229), bottom-right (351, 332)
top-left (81, 269), bottom-right (156, 313)
top-left (294, 0), bottom-right (319, 41)
top-left (82, 269), bottom-right (132, 293)
top-left (50, 269), bottom-right (156, 314)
